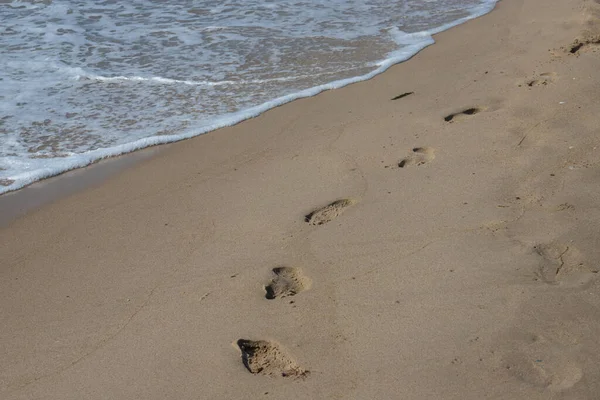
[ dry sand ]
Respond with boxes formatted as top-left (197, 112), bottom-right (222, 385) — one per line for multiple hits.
top-left (2, 0), bottom-right (600, 398)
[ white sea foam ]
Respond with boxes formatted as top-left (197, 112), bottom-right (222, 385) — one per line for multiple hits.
top-left (72, 70), bottom-right (332, 86)
top-left (0, 0), bottom-right (497, 194)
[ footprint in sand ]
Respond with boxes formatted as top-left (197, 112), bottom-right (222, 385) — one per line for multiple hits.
top-left (524, 72), bottom-right (557, 87)
top-left (567, 35), bottom-right (600, 54)
top-left (533, 242), bottom-right (598, 285)
top-left (502, 352), bottom-right (583, 392)
top-left (397, 147), bottom-right (436, 168)
top-left (236, 339), bottom-right (309, 378)
top-left (305, 199), bottom-right (356, 225)
top-left (444, 107), bottom-right (483, 122)
top-left (265, 267), bottom-right (311, 300)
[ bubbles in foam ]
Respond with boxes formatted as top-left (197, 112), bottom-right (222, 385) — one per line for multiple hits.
top-left (0, 0), bottom-right (497, 193)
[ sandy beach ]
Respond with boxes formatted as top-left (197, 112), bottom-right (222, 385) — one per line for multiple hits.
top-left (2, 0), bottom-right (600, 398)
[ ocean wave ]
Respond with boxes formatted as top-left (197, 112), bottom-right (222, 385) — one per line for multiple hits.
top-left (0, 0), bottom-right (498, 195)
top-left (72, 72), bottom-right (336, 86)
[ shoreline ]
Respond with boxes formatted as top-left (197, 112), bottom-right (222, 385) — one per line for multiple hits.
top-left (0, 0), bottom-right (498, 198)
top-left (3, 0), bottom-right (600, 399)
top-left (0, 145), bottom-right (162, 227)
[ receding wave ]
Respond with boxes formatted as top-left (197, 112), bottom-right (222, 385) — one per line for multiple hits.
top-left (0, 0), bottom-right (498, 195)
top-left (73, 71), bottom-right (346, 86)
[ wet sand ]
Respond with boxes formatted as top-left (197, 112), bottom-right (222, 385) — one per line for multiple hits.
top-left (2, 0), bottom-right (600, 398)
top-left (0, 147), bottom-right (162, 227)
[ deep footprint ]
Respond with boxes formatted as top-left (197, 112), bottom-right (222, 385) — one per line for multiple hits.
top-left (237, 339), bottom-right (309, 378)
top-left (265, 267), bottom-right (311, 299)
top-left (444, 107), bottom-right (482, 122)
top-left (398, 147), bottom-right (436, 168)
top-left (568, 35), bottom-right (600, 54)
top-left (305, 199), bottom-right (356, 225)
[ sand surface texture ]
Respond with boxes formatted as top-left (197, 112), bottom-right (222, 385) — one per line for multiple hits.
top-left (2, 0), bottom-right (600, 398)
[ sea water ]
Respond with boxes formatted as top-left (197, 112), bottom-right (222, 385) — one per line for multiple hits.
top-left (0, 0), bottom-right (497, 194)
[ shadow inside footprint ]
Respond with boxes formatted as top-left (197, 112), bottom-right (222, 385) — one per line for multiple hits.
top-left (569, 35), bottom-right (600, 54)
top-left (444, 107), bottom-right (481, 122)
top-left (527, 80), bottom-right (545, 87)
top-left (526, 72), bottom-right (556, 87)
top-left (237, 339), bottom-right (308, 378)
top-left (391, 91), bottom-right (414, 100)
top-left (305, 199), bottom-right (356, 225)
top-left (265, 267), bottom-right (311, 299)
top-left (398, 147), bottom-right (436, 168)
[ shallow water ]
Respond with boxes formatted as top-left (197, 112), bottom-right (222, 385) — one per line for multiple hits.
top-left (0, 0), bottom-right (497, 193)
